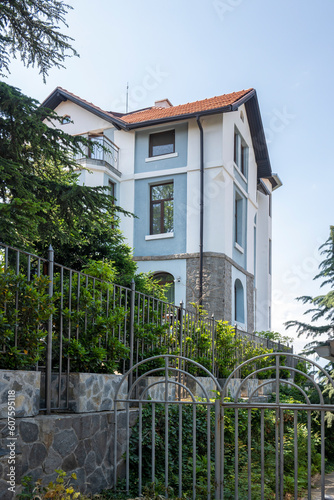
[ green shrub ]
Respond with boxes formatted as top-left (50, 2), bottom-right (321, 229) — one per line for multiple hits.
top-left (0, 268), bottom-right (56, 369)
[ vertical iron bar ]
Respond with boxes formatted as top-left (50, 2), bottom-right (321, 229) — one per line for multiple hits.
top-left (139, 402), bottom-right (142, 496)
top-left (165, 401), bottom-right (169, 498)
top-left (67, 270), bottom-right (72, 407)
top-left (129, 279), bottom-right (135, 388)
top-left (165, 357), bottom-right (169, 498)
top-left (261, 409), bottom-right (264, 500)
top-left (58, 266), bottom-right (64, 408)
top-left (27, 254), bottom-right (31, 281)
top-left (113, 400), bottom-right (118, 490)
top-left (179, 403), bottom-right (183, 498)
top-left (126, 403), bottom-right (130, 493)
top-left (193, 403), bottom-right (197, 500)
top-left (321, 410), bottom-right (325, 499)
top-left (248, 408), bottom-right (252, 500)
top-left (294, 410), bottom-right (298, 500)
top-left (235, 409), bottom-right (239, 500)
top-left (207, 404), bottom-right (211, 499)
top-left (280, 408), bottom-right (284, 500)
top-left (76, 273), bottom-right (80, 340)
top-left (46, 245), bottom-right (54, 415)
top-left (215, 400), bottom-right (221, 500)
top-left (307, 410), bottom-right (311, 500)
top-left (152, 403), bottom-right (156, 484)
top-left (221, 405), bottom-right (224, 500)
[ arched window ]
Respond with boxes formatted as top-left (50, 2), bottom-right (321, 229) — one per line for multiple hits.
top-left (153, 272), bottom-right (175, 303)
top-left (234, 279), bottom-right (244, 324)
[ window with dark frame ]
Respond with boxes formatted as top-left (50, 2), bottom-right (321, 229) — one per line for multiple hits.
top-left (234, 130), bottom-right (248, 177)
top-left (108, 180), bottom-right (115, 202)
top-left (150, 182), bottom-right (174, 235)
top-left (235, 193), bottom-right (243, 246)
top-left (61, 115), bottom-right (71, 124)
top-left (153, 272), bottom-right (175, 303)
top-left (149, 130), bottom-right (175, 157)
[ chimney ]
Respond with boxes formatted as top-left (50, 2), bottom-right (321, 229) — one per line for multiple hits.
top-left (154, 98), bottom-right (173, 108)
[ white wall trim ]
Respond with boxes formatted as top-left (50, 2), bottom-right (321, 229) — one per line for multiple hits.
top-left (145, 232), bottom-right (174, 241)
top-left (145, 152), bottom-right (178, 162)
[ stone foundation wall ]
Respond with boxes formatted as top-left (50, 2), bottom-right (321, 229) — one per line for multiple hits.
top-left (0, 409), bottom-right (137, 500)
top-left (186, 253), bottom-right (232, 322)
top-left (186, 252), bottom-right (254, 331)
top-left (0, 371), bottom-right (40, 418)
top-left (40, 373), bottom-right (127, 412)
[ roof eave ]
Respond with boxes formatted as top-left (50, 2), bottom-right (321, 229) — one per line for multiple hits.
top-left (41, 88), bottom-right (127, 131)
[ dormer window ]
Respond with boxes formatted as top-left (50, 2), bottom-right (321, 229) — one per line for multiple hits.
top-left (234, 129), bottom-right (248, 177)
top-left (149, 130), bottom-right (175, 157)
top-left (61, 115), bottom-right (71, 125)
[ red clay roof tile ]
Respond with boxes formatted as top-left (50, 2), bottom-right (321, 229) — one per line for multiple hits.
top-left (50, 87), bottom-right (254, 126)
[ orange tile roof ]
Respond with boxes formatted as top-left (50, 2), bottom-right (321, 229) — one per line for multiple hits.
top-left (120, 89), bottom-right (254, 124)
top-left (49, 87), bottom-right (254, 127)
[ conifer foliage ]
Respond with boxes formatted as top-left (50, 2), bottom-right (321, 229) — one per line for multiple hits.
top-left (285, 226), bottom-right (334, 347)
top-left (0, 1), bottom-right (134, 274)
top-left (0, 0), bottom-right (78, 81)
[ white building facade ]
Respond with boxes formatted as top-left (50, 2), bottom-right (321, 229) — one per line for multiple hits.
top-left (43, 87), bottom-right (282, 333)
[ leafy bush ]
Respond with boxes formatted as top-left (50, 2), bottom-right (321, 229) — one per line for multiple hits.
top-left (19, 470), bottom-right (98, 499)
top-left (110, 398), bottom-right (323, 499)
top-left (0, 268), bottom-right (56, 369)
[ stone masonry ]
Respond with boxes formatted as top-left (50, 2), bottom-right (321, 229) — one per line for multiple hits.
top-left (0, 371), bottom-right (41, 419)
top-left (186, 252), bottom-right (255, 332)
top-left (0, 409), bottom-right (138, 499)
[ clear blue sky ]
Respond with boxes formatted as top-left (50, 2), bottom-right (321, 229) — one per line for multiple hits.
top-left (6, 0), bottom-right (334, 354)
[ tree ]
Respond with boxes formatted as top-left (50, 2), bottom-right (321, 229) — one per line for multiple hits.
top-left (0, 82), bottom-right (136, 272)
top-left (0, 0), bottom-right (78, 81)
top-left (285, 226), bottom-right (334, 351)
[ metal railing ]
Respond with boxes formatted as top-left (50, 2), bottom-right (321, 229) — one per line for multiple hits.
top-left (0, 243), bottom-right (293, 413)
top-left (74, 134), bottom-right (119, 172)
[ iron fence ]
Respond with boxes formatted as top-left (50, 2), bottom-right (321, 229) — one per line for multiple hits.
top-left (0, 243), bottom-right (293, 413)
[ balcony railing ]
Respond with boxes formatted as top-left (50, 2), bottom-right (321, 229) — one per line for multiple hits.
top-left (75, 135), bottom-right (120, 173)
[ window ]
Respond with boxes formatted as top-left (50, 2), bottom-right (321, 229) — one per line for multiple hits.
top-left (61, 115), bottom-right (71, 124)
top-left (150, 183), bottom-right (174, 235)
top-left (234, 130), bottom-right (248, 177)
top-left (149, 130), bottom-right (175, 157)
top-left (235, 192), bottom-right (243, 247)
top-left (269, 194), bottom-right (272, 217)
top-left (153, 272), bottom-right (175, 303)
top-left (234, 279), bottom-right (245, 323)
top-left (108, 180), bottom-right (115, 201)
top-left (269, 239), bottom-right (272, 275)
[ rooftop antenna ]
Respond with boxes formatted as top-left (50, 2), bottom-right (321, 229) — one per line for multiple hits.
top-left (126, 82), bottom-right (129, 113)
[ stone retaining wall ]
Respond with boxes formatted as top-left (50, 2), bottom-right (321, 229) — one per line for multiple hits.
top-left (0, 409), bottom-right (137, 500)
top-left (0, 371), bottom-right (40, 418)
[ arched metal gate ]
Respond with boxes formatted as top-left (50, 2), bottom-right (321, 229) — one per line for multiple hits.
top-left (113, 353), bottom-right (334, 499)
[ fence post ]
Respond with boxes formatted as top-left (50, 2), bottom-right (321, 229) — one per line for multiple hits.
top-left (46, 245), bottom-right (54, 414)
top-left (129, 279), bottom-right (135, 389)
top-left (211, 314), bottom-right (215, 376)
top-left (179, 301), bottom-right (184, 358)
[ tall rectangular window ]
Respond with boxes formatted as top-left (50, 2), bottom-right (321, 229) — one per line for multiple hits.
top-left (269, 239), bottom-right (272, 275)
top-left (235, 193), bottom-right (243, 246)
top-left (150, 182), bottom-right (174, 234)
top-left (149, 130), bottom-right (175, 157)
top-left (234, 130), bottom-right (248, 177)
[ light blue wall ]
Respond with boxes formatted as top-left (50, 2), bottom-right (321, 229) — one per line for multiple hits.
top-left (133, 173), bottom-right (187, 256)
top-left (134, 123), bottom-right (188, 173)
top-left (232, 185), bottom-right (247, 268)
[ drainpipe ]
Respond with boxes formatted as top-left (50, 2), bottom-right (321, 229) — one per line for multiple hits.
top-left (196, 116), bottom-right (204, 306)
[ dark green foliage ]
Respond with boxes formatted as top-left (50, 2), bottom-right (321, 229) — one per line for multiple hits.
top-left (0, 0), bottom-right (78, 81)
top-left (286, 226), bottom-right (334, 344)
top-left (111, 397), bottom-right (323, 500)
top-left (0, 81), bottom-right (136, 271)
top-left (0, 268), bottom-right (55, 369)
